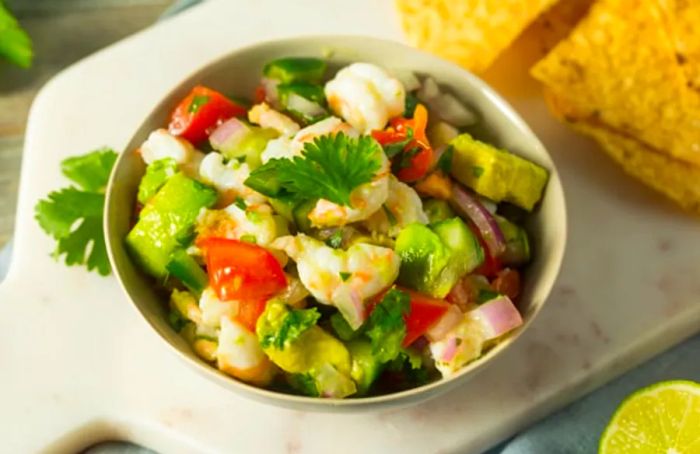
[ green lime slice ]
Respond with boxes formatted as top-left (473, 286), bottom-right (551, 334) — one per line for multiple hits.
top-left (599, 380), bottom-right (700, 453)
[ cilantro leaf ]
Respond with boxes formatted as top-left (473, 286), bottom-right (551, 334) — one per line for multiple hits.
top-left (339, 271), bottom-right (352, 281)
top-left (365, 288), bottom-right (410, 363)
top-left (260, 306), bottom-right (321, 350)
top-left (381, 127), bottom-right (413, 159)
top-left (325, 229), bottom-right (344, 249)
top-left (137, 158), bottom-right (178, 204)
top-left (34, 148), bottom-right (118, 276)
top-left (0, 3), bottom-right (33, 68)
top-left (245, 132), bottom-right (382, 206)
top-left (288, 373), bottom-right (320, 397)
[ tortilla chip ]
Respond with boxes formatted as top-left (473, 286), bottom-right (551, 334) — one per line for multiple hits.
top-left (531, 0), bottom-right (594, 54)
top-left (531, 0), bottom-right (700, 166)
top-left (545, 90), bottom-right (700, 214)
top-left (666, 0), bottom-right (700, 91)
top-left (396, 0), bottom-right (559, 73)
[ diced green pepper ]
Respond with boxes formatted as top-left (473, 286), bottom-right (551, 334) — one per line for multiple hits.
top-left (263, 57), bottom-right (327, 84)
top-left (126, 173), bottom-right (217, 279)
top-left (277, 81), bottom-right (326, 105)
top-left (449, 133), bottom-right (548, 211)
top-left (166, 249), bottom-right (208, 297)
top-left (137, 158), bottom-right (179, 204)
top-left (292, 199), bottom-right (317, 233)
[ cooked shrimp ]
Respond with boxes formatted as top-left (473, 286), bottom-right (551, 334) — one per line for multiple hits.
top-left (199, 152), bottom-right (266, 205)
top-left (248, 102), bottom-right (300, 136)
top-left (217, 315), bottom-right (276, 386)
top-left (363, 175), bottom-right (428, 236)
top-left (272, 234), bottom-right (400, 329)
top-left (139, 128), bottom-right (203, 176)
top-left (260, 116), bottom-right (358, 164)
top-left (325, 63), bottom-right (405, 133)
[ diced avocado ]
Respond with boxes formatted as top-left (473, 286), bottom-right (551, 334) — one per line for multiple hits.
top-left (428, 121), bottom-right (460, 152)
top-left (263, 57), bottom-right (327, 84)
top-left (348, 340), bottom-right (384, 395)
top-left (166, 249), bottom-right (208, 297)
top-left (395, 218), bottom-right (483, 298)
top-left (257, 301), bottom-right (356, 398)
top-left (292, 199), bottom-right (316, 233)
top-left (137, 158), bottom-right (179, 204)
top-left (277, 81), bottom-right (326, 105)
top-left (126, 173), bottom-right (217, 279)
top-left (423, 198), bottom-right (455, 223)
top-left (395, 224), bottom-right (451, 296)
top-left (449, 133), bottom-right (548, 211)
top-left (495, 215), bottom-right (530, 266)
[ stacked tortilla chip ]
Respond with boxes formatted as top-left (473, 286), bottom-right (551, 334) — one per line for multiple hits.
top-left (396, 0), bottom-right (559, 73)
top-left (531, 0), bottom-right (700, 213)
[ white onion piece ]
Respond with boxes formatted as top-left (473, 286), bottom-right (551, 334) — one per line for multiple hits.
top-left (417, 76), bottom-right (477, 127)
top-left (451, 184), bottom-right (506, 256)
top-left (392, 69), bottom-right (421, 91)
top-left (261, 77), bottom-right (280, 107)
top-left (469, 296), bottom-right (523, 340)
top-left (287, 93), bottom-right (326, 117)
top-left (425, 304), bottom-right (464, 342)
top-left (209, 118), bottom-right (248, 151)
top-left (478, 196), bottom-right (498, 214)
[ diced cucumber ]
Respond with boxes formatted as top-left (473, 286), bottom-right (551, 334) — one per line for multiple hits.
top-left (263, 57), bottom-right (327, 84)
top-left (423, 199), bottom-right (455, 223)
top-left (449, 133), bottom-right (548, 211)
top-left (432, 217), bottom-right (484, 286)
top-left (209, 119), bottom-right (278, 170)
top-left (348, 340), bottom-right (384, 395)
top-left (126, 173), bottom-right (217, 279)
top-left (137, 158), bottom-right (178, 204)
top-left (330, 311), bottom-right (360, 341)
top-left (495, 215), bottom-right (530, 266)
top-left (395, 223), bottom-right (451, 296)
top-left (166, 249), bottom-right (208, 297)
top-left (395, 218), bottom-right (483, 298)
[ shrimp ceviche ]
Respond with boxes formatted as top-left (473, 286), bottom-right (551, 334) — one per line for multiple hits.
top-left (125, 57), bottom-right (549, 398)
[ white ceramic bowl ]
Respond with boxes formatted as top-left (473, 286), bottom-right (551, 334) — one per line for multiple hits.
top-left (104, 36), bottom-right (567, 412)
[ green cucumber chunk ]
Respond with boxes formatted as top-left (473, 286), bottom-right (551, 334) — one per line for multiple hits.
top-left (431, 217), bottom-right (484, 290)
top-left (126, 173), bottom-right (217, 279)
top-left (137, 158), bottom-right (179, 204)
top-left (166, 249), bottom-right (208, 297)
top-left (292, 199), bottom-right (317, 233)
top-left (395, 223), bottom-right (451, 296)
top-left (263, 57), bottom-right (327, 84)
top-left (495, 215), bottom-right (530, 266)
top-left (449, 133), bottom-right (548, 211)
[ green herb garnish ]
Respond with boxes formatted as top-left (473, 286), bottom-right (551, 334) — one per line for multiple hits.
top-left (260, 306), bottom-right (321, 350)
top-left (188, 94), bottom-right (210, 113)
top-left (365, 288), bottom-right (410, 363)
top-left (0, 3), bottom-right (33, 68)
top-left (339, 271), bottom-right (352, 281)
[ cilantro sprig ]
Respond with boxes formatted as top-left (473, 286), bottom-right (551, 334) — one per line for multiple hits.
top-left (260, 306), bottom-right (321, 350)
top-left (365, 288), bottom-right (411, 363)
top-left (34, 148), bottom-right (117, 276)
top-left (0, 2), bottom-right (33, 68)
top-left (244, 132), bottom-right (382, 206)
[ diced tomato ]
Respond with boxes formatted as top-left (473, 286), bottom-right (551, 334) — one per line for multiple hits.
top-left (391, 103), bottom-right (429, 144)
top-left (199, 238), bottom-right (287, 302)
top-left (236, 298), bottom-right (268, 332)
top-left (400, 288), bottom-right (450, 347)
top-left (371, 129), bottom-right (405, 146)
top-left (395, 144), bottom-right (433, 182)
top-left (253, 84), bottom-right (266, 104)
top-left (168, 85), bottom-right (247, 144)
top-left (492, 268), bottom-right (521, 301)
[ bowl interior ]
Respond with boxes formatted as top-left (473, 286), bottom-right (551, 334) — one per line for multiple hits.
top-left (105, 35), bottom-right (567, 411)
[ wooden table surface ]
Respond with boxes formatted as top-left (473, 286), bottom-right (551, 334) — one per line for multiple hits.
top-left (0, 0), bottom-right (172, 248)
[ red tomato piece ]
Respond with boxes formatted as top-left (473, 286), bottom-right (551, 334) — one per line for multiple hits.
top-left (400, 288), bottom-right (450, 347)
top-left (395, 143), bottom-right (433, 182)
top-left (371, 129), bottom-right (405, 146)
top-left (200, 238), bottom-right (287, 302)
top-left (253, 84), bottom-right (266, 104)
top-left (237, 298), bottom-right (269, 332)
top-left (168, 85), bottom-right (246, 144)
top-left (492, 268), bottom-right (521, 301)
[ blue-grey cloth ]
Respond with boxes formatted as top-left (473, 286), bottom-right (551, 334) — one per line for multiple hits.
top-left (3, 0), bottom-right (697, 453)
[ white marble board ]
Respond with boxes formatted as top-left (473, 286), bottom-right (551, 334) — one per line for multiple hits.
top-left (1, 1), bottom-right (699, 453)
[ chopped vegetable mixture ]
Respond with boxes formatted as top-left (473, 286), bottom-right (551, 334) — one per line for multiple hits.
top-left (125, 57), bottom-right (548, 398)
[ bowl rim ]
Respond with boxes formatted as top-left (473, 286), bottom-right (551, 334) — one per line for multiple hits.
top-left (104, 34), bottom-right (568, 410)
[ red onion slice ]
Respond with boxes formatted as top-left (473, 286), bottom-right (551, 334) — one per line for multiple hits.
top-left (209, 118), bottom-right (248, 151)
top-left (451, 184), bottom-right (506, 256)
top-left (425, 304), bottom-right (464, 342)
top-left (469, 295), bottom-right (522, 340)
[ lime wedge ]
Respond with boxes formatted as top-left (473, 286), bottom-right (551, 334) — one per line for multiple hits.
top-left (600, 380), bottom-right (700, 453)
